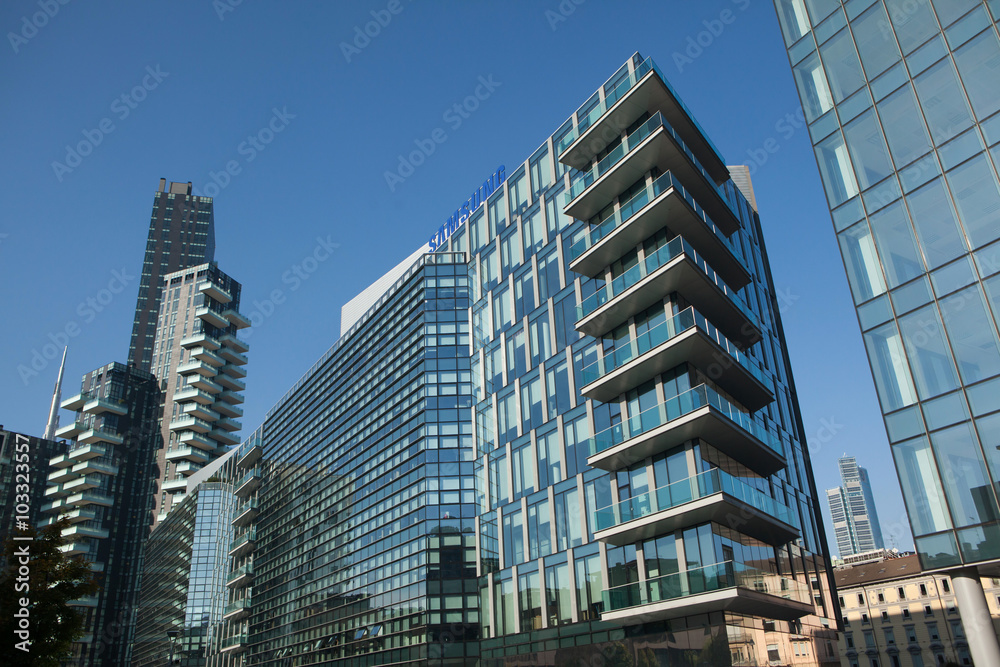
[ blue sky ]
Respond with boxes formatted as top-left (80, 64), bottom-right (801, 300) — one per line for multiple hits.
top-left (0, 0), bottom-right (912, 553)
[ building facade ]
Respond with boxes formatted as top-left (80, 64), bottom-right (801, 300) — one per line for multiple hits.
top-left (773, 0), bottom-right (1000, 662)
top-left (128, 179), bottom-right (216, 372)
top-left (0, 428), bottom-right (64, 555)
top-left (45, 362), bottom-right (161, 666)
top-left (151, 262), bottom-right (249, 523)
top-left (827, 456), bottom-right (885, 558)
top-left (834, 553), bottom-right (1000, 667)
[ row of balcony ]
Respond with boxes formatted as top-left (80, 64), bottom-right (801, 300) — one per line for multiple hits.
top-left (60, 391), bottom-right (128, 416)
top-left (41, 491), bottom-right (114, 513)
top-left (181, 331), bottom-right (250, 355)
top-left (47, 459), bottom-right (117, 484)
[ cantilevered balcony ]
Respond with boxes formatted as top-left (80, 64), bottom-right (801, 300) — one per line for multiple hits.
top-left (211, 428), bottom-right (240, 446)
top-left (196, 305), bottom-right (229, 329)
top-left (567, 170), bottom-right (748, 286)
top-left (216, 402), bottom-right (244, 419)
top-left (173, 460), bottom-right (202, 477)
top-left (220, 363), bottom-right (247, 379)
top-left (219, 634), bottom-right (248, 652)
top-left (162, 477), bottom-right (188, 493)
top-left (218, 390), bottom-right (245, 405)
top-left (191, 346), bottom-right (225, 367)
top-left (77, 427), bottom-right (123, 447)
top-left (218, 346), bottom-right (248, 366)
top-left (61, 524), bottom-right (109, 540)
top-left (593, 468), bottom-right (798, 547)
top-left (45, 484), bottom-right (69, 499)
top-left (65, 491), bottom-right (114, 508)
top-left (198, 280), bottom-right (232, 304)
top-left (575, 235), bottom-right (761, 347)
top-left (183, 402), bottom-right (220, 422)
top-left (169, 415), bottom-right (213, 434)
top-left (228, 529), bottom-right (256, 558)
top-left (232, 499), bottom-right (259, 527)
top-left (49, 453), bottom-right (72, 469)
top-left (177, 359), bottom-right (218, 378)
top-left (237, 443), bottom-right (262, 468)
top-left (71, 460), bottom-right (118, 476)
top-left (234, 469), bottom-right (262, 498)
top-left (62, 475), bottom-right (103, 494)
top-left (226, 563), bottom-right (253, 588)
top-left (188, 375), bottom-right (223, 394)
top-left (55, 421), bottom-right (87, 440)
top-left (586, 384), bottom-right (785, 476)
top-left (178, 431), bottom-right (216, 451)
top-left (165, 446), bottom-right (211, 464)
top-left (82, 396), bottom-right (127, 416)
top-left (224, 309), bottom-right (251, 329)
top-left (180, 332), bottom-right (220, 351)
top-left (68, 443), bottom-right (109, 461)
top-left (219, 333), bottom-right (250, 353)
top-left (48, 467), bottom-right (76, 484)
top-left (216, 417), bottom-right (241, 432)
top-left (558, 57), bottom-right (729, 185)
top-left (601, 561), bottom-right (813, 624)
top-left (173, 386), bottom-right (216, 405)
top-left (60, 541), bottom-right (90, 556)
top-left (60, 392), bottom-right (89, 411)
top-left (216, 374), bottom-right (246, 392)
top-left (563, 112), bottom-right (741, 233)
top-left (579, 307), bottom-right (773, 410)
top-left (42, 508), bottom-right (97, 525)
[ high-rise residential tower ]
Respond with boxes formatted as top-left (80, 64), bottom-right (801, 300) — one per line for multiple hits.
top-left (773, 1), bottom-right (1000, 663)
top-left (150, 262), bottom-right (249, 523)
top-left (128, 179), bottom-right (216, 372)
top-left (826, 455), bottom-right (885, 558)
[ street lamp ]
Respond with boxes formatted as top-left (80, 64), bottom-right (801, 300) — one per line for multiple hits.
top-left (166, 629), bottom-right (179, 666)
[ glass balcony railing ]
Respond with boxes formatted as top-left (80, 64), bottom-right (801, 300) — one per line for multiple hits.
top-left (567, 171), bottom-right (737, 263)
top-left (226, 563), bottom-right (253, 585)
top-left (578, 307), bottom-right (772, 392)
top-left (594, 467), bottom-right (795, 532)
top-left (585, 383), bottom-right (780, 457)
top-left (602, 560), bottom-right (811, 612)
top-left (220, 633), bottom-right (247, 648)
top-left (229, 529), bottom-right (256, 553)
top-left (576, 235), bottom-right (759, 330)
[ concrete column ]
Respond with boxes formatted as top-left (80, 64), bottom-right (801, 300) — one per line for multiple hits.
top-left (950, 567), bottom-right (1000, 667)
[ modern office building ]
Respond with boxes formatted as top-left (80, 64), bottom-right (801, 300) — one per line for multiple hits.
top-left (834, 553), bottom-right (1000, 667)
top-left (43, 361), bottom-right (161, 666)
top-left (773, 0), bottom-right (1000, 663)
top-left (128, 179), bottom-right (216, 372)
top-left (133, 449), bottom-right (240, 667)
top-left (0, 428), bottom-right (65, 554)
top-left (151, 262), bottom-right (249, 523)
top-left (199, 53), bottom-right (840, 666)
top-left (827, 456), bottom-right (885, 558)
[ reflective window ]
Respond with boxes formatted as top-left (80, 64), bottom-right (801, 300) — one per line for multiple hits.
top-left (776, 0), bottom-right (812, 45)
top-left (930, 423), bottom-right (998, 527)
top-left (893, 436), bottom-right (953, 534)
top-left (954, 30), bottom-right (1000, 121)
top-left (852, 3), bottom-right (902, 78)
top-left (878, 85), bottom-right (933, 168)
top-left (940, 285), bottom-right (1000, 383)
top-left (839, 221), bottom-right (888, 303)
top-left (869, 201), bottom-right (924, 287)
top-left (816, 131), bottom-right (861, 206)
top-left (946, 155), bottom-right (1000, 249)
top-left (795, 52), bottom-right (835, 122)
top-left (820, 29), bottom-right (867, 103)
top-left (913, 58), bottom-right (974, 145)
top-left (886, 0), bottom-right (939, 54)
top-left (906, 178), bottom-right (967, 268)
top-left (899, 305), bottom-right (960, 398)
top-left (864, 321), bottom-right (919, 411)
top-left (844, 110), bottom-right (894, 189)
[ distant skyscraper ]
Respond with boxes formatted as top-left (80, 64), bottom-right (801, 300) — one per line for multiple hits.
top-left (827, 455), bottom-right (885, 558)
top-left (128, 180), bottom-right (216, 372)
top-left (773, 1), bottom-right (1000, 663)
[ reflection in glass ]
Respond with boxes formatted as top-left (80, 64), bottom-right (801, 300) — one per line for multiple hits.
top-left (839, 221), bottom-right (887, 303)
top-left (794, 52), bottom-right (834, 122)
top-left (877, 85), bottom-right (932, 168)
top-left (816, 132), bottom-right (860, 206)
top-left (907, 178), bottom-right (967, 269)
top-left (820, 29), bottom-right (867, 103)
top-left (892, 436), bottom-right (952, 535)
top-left (930, 423), bottom-right (998, 527)
top-left (844, 110), bottom-right (894, 189)
top-left (869, 201), bottom-right (924, 288)
top-left (899, 305), bottom-right (960, 399)
top-left (864, 322), bottom-right (918, 411)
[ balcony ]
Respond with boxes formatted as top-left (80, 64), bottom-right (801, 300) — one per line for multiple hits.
top-left (578, 307), bottom-right (773, 410)
top-left (82, 396), bottom-right (127, 416)
top-left (216, 374), bottom-right (246, 392)
top-left (196, 305), bottom-right (229, 329)
top-left (60, 393), bottom-right (89, 411)
top-left (228, 529), bottom-right (256, 558)
top-left (191, 346), bottom-right (225, 367)
top-left (219, 633), bottom-right (248, 653)
top-left (232, 499), bottom-right (259, 527)
top-left (180, 332), bottom-right (220, 351)
top-left (40, 499), bottom-right (67, 514)
top-left (60, 541), bottom-right (90, 556)
top-left (558, 57), bottom-right (728, 185)
top-left (162, 477), bottom-right (188, 493)
top-left (62, 475), bottom-right (103, 493)
top-left (169, 415), bottom-right (213, 434)
top-left (177, 359), bottom-right (218, 378)
top-left (165, 446), bottom-right (211, 464)
top-left (178, 431), bottom-right (216, 451)
top-left (234, 469), bottom-right (262, 498)
top-left (211, 428), bottom-right (240, 446)
top-left (68, 443), bottom-right (109, 461)
top-left (48, 467), bottom-right (76, 484)
top-left (173, 386), bottom-right (215, 405)
top-left (224, 309), bottom-right (251, 330)
top-left (238, 443), bottom-right (262, 468)
top-left (216, 401), bottom-right (244, 419)
top-left (226, 563), bottom-right (253, 588)
top-left (220, 363), bottom-right (247, 379)
top-left (48, 508), bottom-right (97, 525)
top-left (55, 421), bottom-right (87, 440)
top-left (49, 453), bottom-right (72, 469)
top-left (68, 596), bottom-right (100, 608)
top-left (593, 468), bottom-right (798, 547)
top-left (182, 402), bottom-right (220, 422)
top-left (601, 561), bottom-right (813, 624)
top-left (216, 417), bottom-right (242, 433)
top-left (65, 491), bottom-right (114, 508)
top-left (173, 460), bottom-right (202, 477)
top-left (198, 280), bottom-right (233, 304)
top-left (188, 375), bottom-right (223, 394)
top-left (568, 171), bottom-right (748, 285)
top-left (219, 346), bottom-right (248, 365)
top-left (563, 112), bottom-right (741, 233)
top-left (586, 384), bottom-right (785, 476)
top-left (219, 333), bottom-right (250, 353)
top-left (218, 390), bottom-right (245, 405)
top-left (45, 484), bottom-right (68, 499)
top-left (61, 525), bottom-right (109, 540)
top-left (575, 235), bottom-right (761, 347)
top-left (71, 460), bottom-right (118, 476)
top-left (77, 428), bottom-right (123, 447)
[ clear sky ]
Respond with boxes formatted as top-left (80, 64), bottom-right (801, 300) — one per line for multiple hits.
top-left (0, 0), bottom-right (913, 554)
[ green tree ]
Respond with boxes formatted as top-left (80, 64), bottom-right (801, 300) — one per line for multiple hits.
top-left (0, 517), bottom-right (100, 667)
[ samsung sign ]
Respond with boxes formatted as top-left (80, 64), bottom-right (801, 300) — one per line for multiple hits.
top-left (429, 165), bottom-right (506, 251)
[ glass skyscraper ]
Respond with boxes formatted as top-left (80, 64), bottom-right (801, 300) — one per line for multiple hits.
top-left (198, 54), bottom-right (839, 666)
top-left (773, 0), bottom-right (1000, 663)
top-left (826, 456), bottom-right (885, 558)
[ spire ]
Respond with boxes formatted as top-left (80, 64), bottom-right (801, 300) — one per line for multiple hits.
top-left (43, 346), bottom-right (68, 440)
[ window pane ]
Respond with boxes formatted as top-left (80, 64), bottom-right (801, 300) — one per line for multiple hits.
top-left (940, 285), bottom-right (1000, 382)
top-left (907, 178), bottom-right (967, 269)
top-left (820, 29), bottom-right (867, 103)
top-left (844, 110), bottom-right (894, 190)
top-left (892, 436), bottom-right (953, 534)
top-left (795, 52), bottom-right (835, 122)
top-left (913, 58), bottom-right (974, 145)
top-left (852, 3), bottom-right (902, 78)
top-left (947, 155), bottom-right (1000, 249)
top-left (864, 321), bottom-right (919, 411)
top-left (869, 201), bottom-right (924, 287)
top-left (840, 221), bottom-right (888, 303)
top-left (930, 423), bottom-right (998, 527)
top-left (899, 305), bottom-right (960, 398)
top-left (816, 131), bottom-right (861, 206)
top-left (878, 85), bottom-right (932, 168)
top-left (776, 0), bottom-right (811, 45)
top-left (953, 30), bottom-right (1000, 121)
top-left (886, 0), bottom-right (938, 54)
